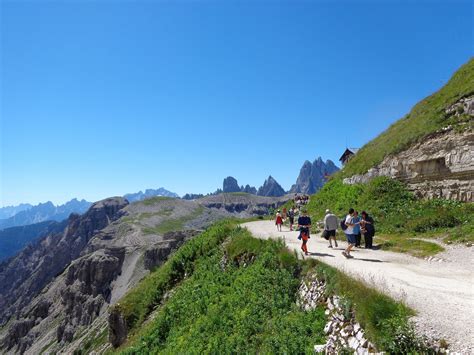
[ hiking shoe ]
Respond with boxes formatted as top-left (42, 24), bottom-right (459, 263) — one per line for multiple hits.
top-left (328, 245), bottom-right (333, 248)
top-left (342, 251), bottom-right (348, 258)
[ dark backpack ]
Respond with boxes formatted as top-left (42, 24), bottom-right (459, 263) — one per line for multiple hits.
top-left (340, 218), bottom-right (348, 231)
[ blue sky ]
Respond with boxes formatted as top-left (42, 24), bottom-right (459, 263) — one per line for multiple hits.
top-left (1, 0), bottom-right (472, 206)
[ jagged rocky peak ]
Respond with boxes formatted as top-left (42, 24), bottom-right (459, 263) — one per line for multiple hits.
top-left (291, 157), bottom-right (340, 194)
top-left (257, 176), bottom-right (286, 197)
top-left (223, 176), bottom-right (241, 193)
top-left (241, 184), bottom-right (257, 195)
top-left (223, 177), bottom-right (257, 194)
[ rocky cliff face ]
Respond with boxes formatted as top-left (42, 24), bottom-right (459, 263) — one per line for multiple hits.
top-left (0, 197), bottom-right (128, 327)
top-left (0, 196), bottom-right (248, 354)
top-left (0, 197), bottom-right (128, 353)
top-left (343, 96), bottom-right (474, 201)
top-left (257, 176), bottom-right (286, 197)
top-left (223, 176), bottom-right (241, 193)
top-left (291, 157), bottom-right (339, 194)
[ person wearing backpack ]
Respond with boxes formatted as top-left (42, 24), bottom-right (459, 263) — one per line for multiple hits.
top-left (323, 209), bottom-right (338, 248)
top-left (353, 211), bottom-right (362, 247)
top-left (342, 208), bottom-right (357, 258)
top-left (297, 209), bottom-right (311, 256)
top-left (361, 211), bottom-right (375, 249)
top-left (288, 207), bottom-right (295, 231)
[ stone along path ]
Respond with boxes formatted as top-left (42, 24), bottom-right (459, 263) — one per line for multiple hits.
top-left (242, 221), bottom-right (474, 353)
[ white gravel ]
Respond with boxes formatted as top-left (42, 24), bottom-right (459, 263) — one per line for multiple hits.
top-left (243, 221), bottom-right (474, 354)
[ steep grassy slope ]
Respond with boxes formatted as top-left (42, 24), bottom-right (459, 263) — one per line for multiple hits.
top-left (342, 58), bottom-right (474, 177)
top-left (305, 177), bottom-right (473, 255)
top-left (102, 221), bottom-right (420, 354)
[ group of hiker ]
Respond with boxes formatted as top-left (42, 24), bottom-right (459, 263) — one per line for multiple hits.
top-left (293, 194), bottom-right (309, 208)
top-left (274, 207), bottom-right (375, 258)
top-left (324, 208), bottom-right (375, 258)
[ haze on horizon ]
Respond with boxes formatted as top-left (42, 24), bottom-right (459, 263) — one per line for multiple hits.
top-left (1, 0), bottom-right (472, 207)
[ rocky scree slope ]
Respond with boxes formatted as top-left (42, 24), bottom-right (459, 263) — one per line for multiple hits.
top-left (0, 194), bottom-right (272, 354)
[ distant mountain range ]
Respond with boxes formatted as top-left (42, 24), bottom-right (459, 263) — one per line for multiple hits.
top-left (0, 220), bottom-right (67, 262)
top-left (0, 188), bottom-right (179, 230)
top-left (0, 204), bottom-right (33, 220)
top-left (124, 188), bottom-right (179, 202)
top-left (0, 199), bottom-right (92, 230)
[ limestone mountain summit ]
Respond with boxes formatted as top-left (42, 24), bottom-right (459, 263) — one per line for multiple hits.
top-left (257, 175), bottom-right (286, 197)
top-left (290, 157), bottom-right (340, 194)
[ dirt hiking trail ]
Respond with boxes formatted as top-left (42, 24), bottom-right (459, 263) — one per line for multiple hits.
top-left (243, 221), bottom-right (474, 353)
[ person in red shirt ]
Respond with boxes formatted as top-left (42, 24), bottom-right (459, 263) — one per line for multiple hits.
top-left (275, 210), bottom-right (283, 231)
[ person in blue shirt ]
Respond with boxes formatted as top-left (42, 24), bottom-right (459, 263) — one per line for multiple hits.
top-left (352, 211), bottom-right (362, 247)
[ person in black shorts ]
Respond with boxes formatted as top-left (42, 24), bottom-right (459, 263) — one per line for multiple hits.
top-left (297, 209), bottom-right (311, 255)
top-left (323, 209), bottom-right (338, 248)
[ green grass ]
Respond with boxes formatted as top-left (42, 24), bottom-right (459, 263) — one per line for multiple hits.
top-left (376, 234), bottom-right (444, 257)
top-left (341, 58), bottom-right (474, 177)
top-left (142, 206), bottom-right (205, 235)
top-left (140, 196), bottom-right (175, 205)
top-left (119, 228), bottom-right (325, 354)
top-left (112, 221), bottom-right (236, 333)
top-left (305, 177), bottom-right (473, 254)
top-left (108, 221), bottom-right (425, 354)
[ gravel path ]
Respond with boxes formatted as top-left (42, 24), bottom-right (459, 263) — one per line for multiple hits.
top-left (242, 221), bottom-right (474, 353)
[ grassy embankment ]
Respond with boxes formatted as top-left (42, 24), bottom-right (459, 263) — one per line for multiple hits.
top-left (102, 221), bottom-right (425, 354)
top-left (341, 58), bottom-right (474, 177)
top-left (283, 59), bottom-right (474, 256)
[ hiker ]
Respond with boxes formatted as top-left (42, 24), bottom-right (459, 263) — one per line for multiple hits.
top-left (361, 211), bottom-right (375, 249)
top-left (342, 208), bottom-right (357, 258)
top-left (275, 210), bottom-right (283, 231)
top-left (297, 209), bottom-right (311, 256)
top-left (323, 209), bottom-right (338, 248)
top-left (288, 207), bottom-right (295, 231)
top-left (353, 211), bottom-right (362, 247)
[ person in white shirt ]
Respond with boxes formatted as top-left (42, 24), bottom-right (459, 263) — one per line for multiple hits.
top-left (343, 208), bottom-right (357, 258)
top-left (323, 209), bottom-right (338, 248)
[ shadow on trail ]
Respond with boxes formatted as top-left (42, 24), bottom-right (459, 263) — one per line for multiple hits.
top-left (309, 252), bottom-right (335, 258)
top-left (353, 257), bottom-right (384, 263)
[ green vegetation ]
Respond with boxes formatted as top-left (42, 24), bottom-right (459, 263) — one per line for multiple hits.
top-left (141, 196), bottom-right (174, 205)
top-left (309, 260), bottom-right (428, 352)
top-left (142, 206), bottom-right (205, 234)
top-left (341, 58), bottom-right (474, 177)
top-left (114, 221), bottom-right (235, 331)
top-left (110, 222), bottom-right (424, 354)
top-left (305, 177), bottom-right (473, 254)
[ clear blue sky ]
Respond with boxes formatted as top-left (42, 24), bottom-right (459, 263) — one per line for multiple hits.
top-left (0, 0), bottom-right (472, 206)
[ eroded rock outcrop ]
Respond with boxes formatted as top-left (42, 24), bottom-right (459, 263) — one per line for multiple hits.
top-left (0, 197), bottom-right (128, 327)
top-left (343, 97), bottom-right (474, 202)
